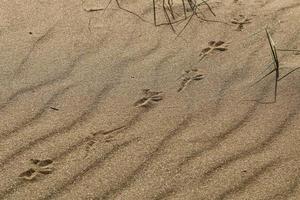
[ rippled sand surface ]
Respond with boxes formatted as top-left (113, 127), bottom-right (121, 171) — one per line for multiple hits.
top-left (0, 0), bottom-right (300, 199)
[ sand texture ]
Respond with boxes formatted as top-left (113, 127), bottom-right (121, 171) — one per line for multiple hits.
top-left (0, 0), bottom-right (300, 199)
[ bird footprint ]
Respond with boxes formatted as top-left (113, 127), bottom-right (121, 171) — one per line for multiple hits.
top-left (134, 89), bottom-right (163, 107)
top-left (19, 159), bottom-right (54, 180)
top-left (231, 15), bottom-right (251, 31)
top-left (178, 69), bottom-right (204, 92)
top-left (199, 40), bottom-right (229, 61)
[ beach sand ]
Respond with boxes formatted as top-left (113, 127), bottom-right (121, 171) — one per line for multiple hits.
top-left (0, 0), bottom-right (300, 199)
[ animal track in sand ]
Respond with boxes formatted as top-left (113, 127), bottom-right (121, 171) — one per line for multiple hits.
top-left (84, 139), bottom-right (97, 158)
top-left (231, 15), bottom-right (252, 31)
top-left (104, 135), bottom-right (116, 143)
top-left (134, 89), bottom-right (163, 107)
top-left (84, 135), bottom-right (116, 157)
top-left (177, 69), bottom-right (204, 92)
top-left (18, 159), bottom-right (54, 180)
top-left (199, 40), bottom-right (229, 61)
top-left (84, 126), bottom-right (126, 157)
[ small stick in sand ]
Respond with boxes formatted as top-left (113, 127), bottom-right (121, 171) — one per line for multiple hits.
top-left (50, 106), bottom-right (59, 111)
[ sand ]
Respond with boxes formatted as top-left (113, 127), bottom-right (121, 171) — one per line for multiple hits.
top-left (0, 0), bottom-right (300, 199)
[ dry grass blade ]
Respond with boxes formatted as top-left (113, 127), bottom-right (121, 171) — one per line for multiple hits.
top-left (266, 29), bottom-right (279, 67)
top-left (167, 0), bottom-right (176, 20)
top-left (153, 0), bottom-right (157, 26)
top-left (103, 0), bottom-right (151, 24)
top-left (200, 0), bottom-right (216, 16)
top-left (163, 0), bottom-right (176, 33)
top-left (176, 13), bottom-right (195, 37)
top-left (266, 28), bottom-right (279, 102)
top-left (251, 29), bottom-right (278, 102)
top-left (153, 0), bottom-right (218, 36)
top-left (252, 29), bottom-right (299, 102)
top-left (182, 0), bottom-right (187, 19)
top-left (277, 48), bottom-right (300, 52)
top-left (116, 0), bottom-right (150, 23)
top-left (91, 0), bottom-right (218, 34)
top-left (278, 67), bottom-right (300, 81)
top-left (251, 68), bottom-right (276, 87)
top-left (258, 61), bottom-right (275, 75)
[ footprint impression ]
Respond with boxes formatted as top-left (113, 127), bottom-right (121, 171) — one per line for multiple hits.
top-left (19, 159), bottom-right (54, 180)
top-left (134, 89), bottom-right (163, 107)
top-left (84, 125), bottom-right (127, 157)
top-left (84, 130), bottom-right (112, 157)
top-left (84, 134), bottom-right (117, 157)
top-left (231, 15), bottom-right (251, 31)
top-left (199, 40), bottom-right (229, 61)
top-left (177, 69), bottom-right (204, 92)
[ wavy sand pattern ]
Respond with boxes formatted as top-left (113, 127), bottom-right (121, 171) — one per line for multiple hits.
top-left (0, 0), bottom-right (300, 199)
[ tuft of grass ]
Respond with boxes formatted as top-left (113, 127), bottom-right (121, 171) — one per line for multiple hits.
top-left (252, 28), bottom-right (300, 102)
top-left (98, 0), bottom-right (222, 36)
top-left (153, 0), bottom-right (219, 35)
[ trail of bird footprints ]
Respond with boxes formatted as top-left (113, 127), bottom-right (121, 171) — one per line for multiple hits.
top-left (3, 1), bottom-right (299, 199)
top-left (83, 71), bottom-right (205, 157)
top-left (18, 159), bottom-right (54, 181)
top-left (13, 38), bottom-right (219, 187)
top-left (199, 40), bottom-right (229, 61)
top-left (231, 15), bottom-right (252, 31)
